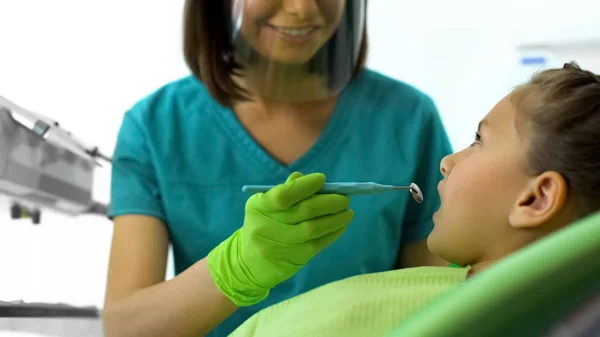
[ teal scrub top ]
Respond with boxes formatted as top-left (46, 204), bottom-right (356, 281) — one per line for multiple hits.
top-left (109, 69), bottom-right (452, 337)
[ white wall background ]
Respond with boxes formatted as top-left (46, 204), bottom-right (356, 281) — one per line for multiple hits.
top-left (1, 0), bottom-right (599, 308)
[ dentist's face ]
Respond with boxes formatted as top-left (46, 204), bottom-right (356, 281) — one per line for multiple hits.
top-left (235, 0), bottom-right (345, 63)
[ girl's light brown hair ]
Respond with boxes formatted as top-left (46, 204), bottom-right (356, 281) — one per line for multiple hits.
top-left (512, 62), bottom-right (600, 216)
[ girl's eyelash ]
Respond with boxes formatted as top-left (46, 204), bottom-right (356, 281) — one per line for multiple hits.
top-left (471, 131), bottom-right (482, 146)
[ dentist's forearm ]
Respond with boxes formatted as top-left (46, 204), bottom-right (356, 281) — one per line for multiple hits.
top-left (102, 258), bottom-right (238, 337)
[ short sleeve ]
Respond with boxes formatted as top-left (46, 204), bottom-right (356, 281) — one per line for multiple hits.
top-left (402, 95), bottom-right (453, 244)
top-left (108, 107), bottom-right (167, 222)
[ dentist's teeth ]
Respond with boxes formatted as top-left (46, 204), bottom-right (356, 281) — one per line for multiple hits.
top-left (276, 27), bottom-right (313, 36)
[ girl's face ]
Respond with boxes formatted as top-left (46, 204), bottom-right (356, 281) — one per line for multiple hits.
top-left (428, 95), bottom-right (532, 267)
top-left (235, 0), bottom-right (345, 64)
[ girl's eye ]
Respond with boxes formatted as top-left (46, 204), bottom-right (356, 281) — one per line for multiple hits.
top-left (471, 131), bottom-right (482, 146)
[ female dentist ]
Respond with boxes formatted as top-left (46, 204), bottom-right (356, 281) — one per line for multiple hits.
top-left (102, 0), bottom-right (451, 336)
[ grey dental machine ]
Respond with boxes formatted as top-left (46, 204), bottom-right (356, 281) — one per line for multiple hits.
top-left (0, 95), bottom-right (111, 224)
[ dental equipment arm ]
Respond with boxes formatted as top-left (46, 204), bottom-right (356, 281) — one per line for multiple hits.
top-left (0, 95), bottom-right (113, 165)
top-left (0, 95), bottom-right (111, 221)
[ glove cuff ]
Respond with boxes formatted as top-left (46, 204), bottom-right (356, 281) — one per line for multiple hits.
top-left (207, 230), bottom-right (270, 307)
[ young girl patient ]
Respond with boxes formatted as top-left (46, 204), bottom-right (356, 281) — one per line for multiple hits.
top-left (228, 62), bottom-right (600, 337)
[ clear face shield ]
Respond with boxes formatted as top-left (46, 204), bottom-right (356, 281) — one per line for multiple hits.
top-left (231, 0), bottom-right (366, 102)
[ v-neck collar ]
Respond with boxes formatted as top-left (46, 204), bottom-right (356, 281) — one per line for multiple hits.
top-left (213, 86), bottom-right (351, 179)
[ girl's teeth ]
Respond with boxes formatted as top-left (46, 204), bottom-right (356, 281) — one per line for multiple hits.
top-left (276, 27), bottom-right (313, 36)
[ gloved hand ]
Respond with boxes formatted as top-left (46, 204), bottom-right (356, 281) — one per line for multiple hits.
top-left (207, 172), bottom-right (354, 307)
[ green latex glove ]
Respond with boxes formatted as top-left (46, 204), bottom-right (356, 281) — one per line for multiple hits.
top-left (207, 172), bottom-right (354, 307)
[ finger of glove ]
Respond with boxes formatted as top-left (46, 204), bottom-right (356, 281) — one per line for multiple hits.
top-left (285, 172), bottom-right (303, 183)
top-left (276, 209), bottom-right (354, 244)
top-left (270, 194), bottom-right (351, 224)
top-left (245, 172), bottom-right (304, 212)
top-left (260, 172), bottom-right (326, 210)
top-left (296, 225), bottom-right (349, 260)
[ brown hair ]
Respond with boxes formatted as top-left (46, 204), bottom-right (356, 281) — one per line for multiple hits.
top-left (182, 0), bottom-right (368, 107)
top-left (512, 62), bottom-right (600, 216)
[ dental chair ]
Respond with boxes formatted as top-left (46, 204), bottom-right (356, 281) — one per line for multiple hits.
top-left (386, 210), bottom-right (600, 337)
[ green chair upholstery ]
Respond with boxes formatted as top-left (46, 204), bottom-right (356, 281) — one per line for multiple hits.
top-left (386, 210), bottom-right (600, 337)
